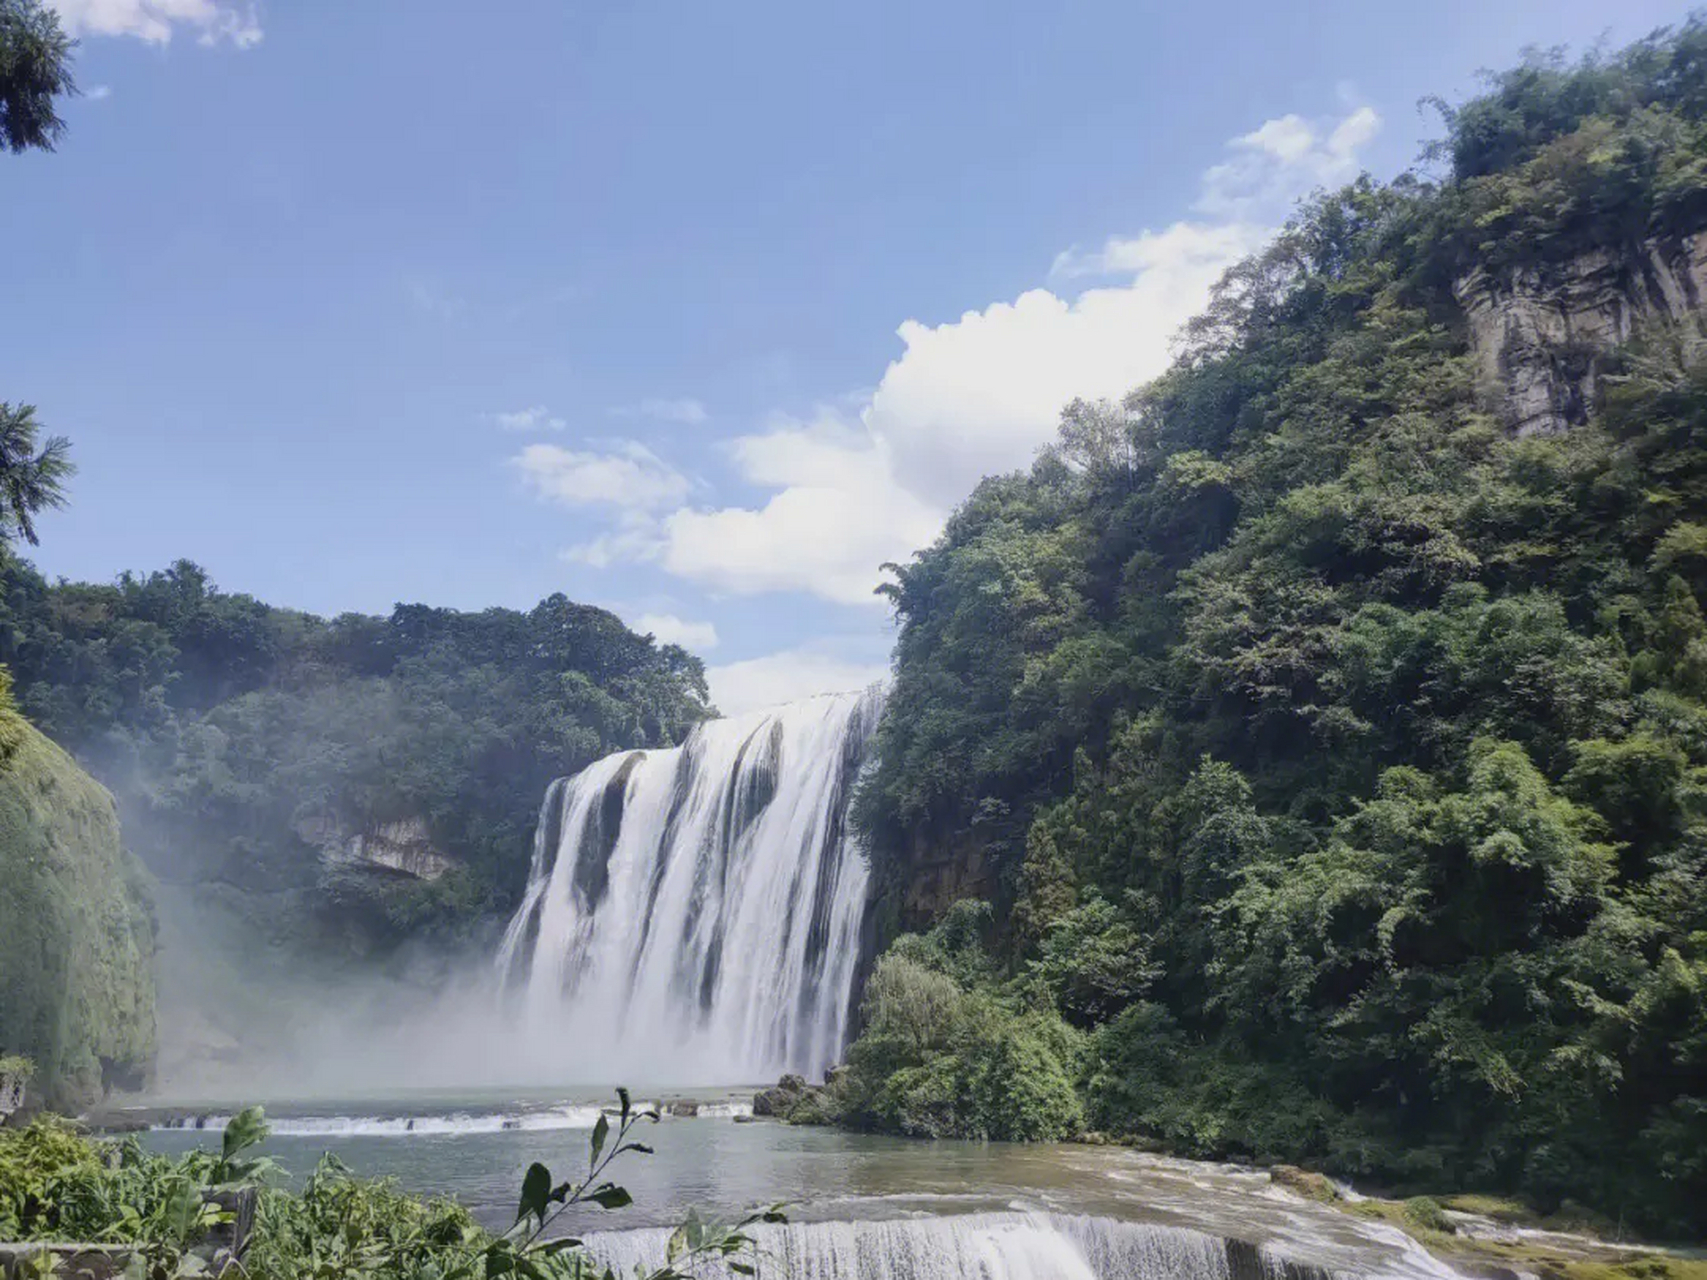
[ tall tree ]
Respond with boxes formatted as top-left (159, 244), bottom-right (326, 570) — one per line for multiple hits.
top-left (0, 404), bottom-right (72, 545)
top-left (0, 0), bottom-right (74, 154)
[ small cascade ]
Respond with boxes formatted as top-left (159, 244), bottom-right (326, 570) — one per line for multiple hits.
top-left (497, 687), bottom-right (885, 1082)
top-left (579, 1213), bottom-right (1347, 1280)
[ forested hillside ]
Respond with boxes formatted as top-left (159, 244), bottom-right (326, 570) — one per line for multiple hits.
top-left (0, 670), bottom-right (154, 1110)
top-left (840, 28), bottom-right (1707, 1236)
top-left (0, 556), bottom-right (712, 951)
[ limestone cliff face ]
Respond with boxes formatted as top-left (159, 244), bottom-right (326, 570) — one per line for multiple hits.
top-left (894, 827), bottom-right (997, 934)
top-left (1455, 234), bottom-right (1707, 436)
top-left (0, 716), bottom-right (156, 1111)
top-left (305, 814), bottom-right (457, 880)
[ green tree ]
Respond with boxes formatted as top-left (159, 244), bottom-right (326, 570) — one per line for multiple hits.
top-left (0, 0), bottom-right (74, 154)
top-left (852, 20), bottom-right (1707, 1233)
top-left (0, 403), bottom-right (72, 546)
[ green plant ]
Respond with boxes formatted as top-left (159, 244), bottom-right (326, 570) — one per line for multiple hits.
top-left (0, 1091), bottom-right (786, 1280)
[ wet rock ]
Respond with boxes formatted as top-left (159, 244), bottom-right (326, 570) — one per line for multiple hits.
top-left (667, 1100), bottom-right (699, 1117)
top-left (783, 1089), bottom-right (834, 1126)
top-left (1270, 1165), bottom-right (1340, 1202)
top-left (753, 1073), bottom-right (810, 1117)
top-left (751, 1088), bottom-right (790, 1117)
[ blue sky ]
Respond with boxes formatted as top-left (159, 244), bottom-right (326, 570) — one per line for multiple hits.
top-left (1, 0), bottom-right (1690, 712)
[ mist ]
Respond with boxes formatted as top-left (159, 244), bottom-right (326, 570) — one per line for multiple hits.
top-left (144, 689), bottom-right (881, 1105)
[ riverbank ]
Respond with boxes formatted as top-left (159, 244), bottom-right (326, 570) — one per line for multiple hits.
top-left (743, 1074), bottom-right (1706, 1280)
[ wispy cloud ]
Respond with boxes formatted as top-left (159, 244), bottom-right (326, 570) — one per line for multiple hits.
top-left (1195, 106), bottom-right (1381, 219)
top-left (405, 275), bottom-right (462, 322)
top-left (47, 0), bottom-right (262, 45)
top-left (85, 85), bottom-right (113, 101)
top-left (612, 398), bottom-right (709, 426)
top-left (633, 613), bottom-right (719, 650)
top-left (515, 440), bottom-right (690, 511)
top-left (488, 406), bottom-right (566, 432)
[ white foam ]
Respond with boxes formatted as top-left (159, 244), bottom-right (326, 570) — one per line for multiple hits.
top-left (497, 688), bottom-right (885, 1083)
top-left (152, 1104), bottom-right (647, 1138)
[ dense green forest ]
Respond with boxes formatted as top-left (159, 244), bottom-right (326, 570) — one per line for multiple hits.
top-left (0, 555), bottom-right (713, 950)
top-left (833, 26), bottom-right (1707, 1237)
top-left (0, 669), bottom-right (154, 1110)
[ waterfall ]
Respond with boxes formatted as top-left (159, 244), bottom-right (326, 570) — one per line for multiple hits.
top-left (578, 1213), bottom-right (1357, 1280)
top-left (497, 687), bottom-right (885, 1082)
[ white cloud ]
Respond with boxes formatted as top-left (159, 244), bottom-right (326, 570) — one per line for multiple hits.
top-left (707, 648), bottom-right (889, 717)
top-left (559, 104), bottom-right (1380, 606)
top-left (865, 105), bottom-right (1381, 508)
top-left (514, 441), bottom-right (689, 511)
top-left (86, 85), bottom-right (113, 101)
top-left (614, 398), bottom-right (708, 425)
top-left (633, 613), bottom-right (719, 650)
top-left (657, 413), bottom-right (942, 606)
top-left (48, 0), bottom-right (261, 45)
top-left (868, 218), bottom-right (1270, 508)
top-left (1196, 106), bottom-right (1381, 219)
top-left (490, 406), bottom-right (566, 432)
top-left (562, 519), bottom-right (664, 568)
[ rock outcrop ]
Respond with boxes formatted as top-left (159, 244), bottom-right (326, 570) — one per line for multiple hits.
top-left (305, 815), bottom-right (456, 880)
top-left (895, 828), bottom-right (997, 933)
top-left (0, 1064), bottom-right (26, 1121)
top-left (1455, 234), bottom-right (1707, 436)
top-left (753, 1071), bottom-right (841, 1125)
top-left (0, 714), bottom-right (156, 1111)
top-left (753, 1073), bottom-right (810, 1117)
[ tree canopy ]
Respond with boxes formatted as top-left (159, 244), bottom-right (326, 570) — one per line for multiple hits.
top-left (848, 20), bottom-right (1707, 1236)
top-left (0, 0), bottom-right (72, 154)
top-left (0, 555), bottom-right (714, 951)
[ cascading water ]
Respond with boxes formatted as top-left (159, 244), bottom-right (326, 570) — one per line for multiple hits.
top-left (497, 687), bottom-right (884, 1082)
top-left (579, 1214), bottom-right (1359, 1280)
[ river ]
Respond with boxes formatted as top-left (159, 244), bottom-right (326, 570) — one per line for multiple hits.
top-left (137, 1092), bottom-right (1462, 1280)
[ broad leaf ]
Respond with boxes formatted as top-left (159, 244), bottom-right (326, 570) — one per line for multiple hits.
top-left (222, 1106), bottom-right (269, 1160)
top-left (583, 1183), bottom-right (632, 1211)
top-left (589, 1113), bottom-right (609, 1168)
top-left (517, 1163), bottom-right (552, 1225)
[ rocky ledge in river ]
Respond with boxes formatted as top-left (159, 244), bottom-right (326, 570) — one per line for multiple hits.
top-left (752, 1070), bottom-right (840, 1124)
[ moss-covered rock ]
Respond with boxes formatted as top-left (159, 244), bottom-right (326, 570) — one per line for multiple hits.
top-left (1270, 1165), bottom-right (1340, 1202)
top-left (0, 700), bottom-right (156, 1111)
top-left (783, 1088), bottom-right (837, 1126)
